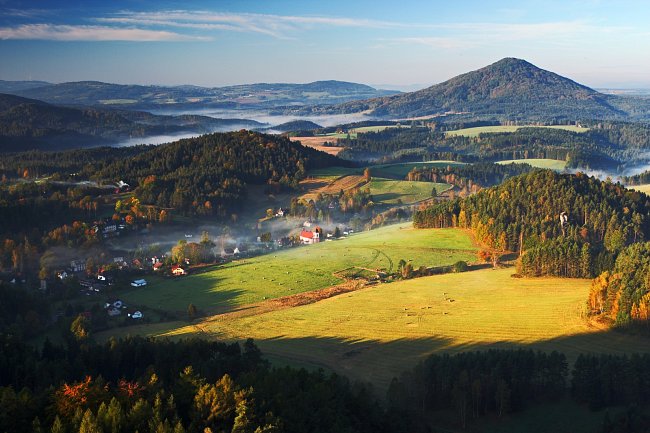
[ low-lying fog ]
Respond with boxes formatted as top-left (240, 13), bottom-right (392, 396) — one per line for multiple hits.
top-left (147, 108), bottom-right (374, 128)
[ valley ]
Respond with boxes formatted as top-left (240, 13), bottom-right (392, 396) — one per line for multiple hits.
top-left (2, 49), bottom-right (650, 432)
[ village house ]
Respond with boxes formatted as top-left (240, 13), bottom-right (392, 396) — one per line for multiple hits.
top-left (300, 226), bottom-right (322, 245)
top-left (171, 265), bottom-right (187, 276)
top-left (275, 208), bottom-right (285, 217)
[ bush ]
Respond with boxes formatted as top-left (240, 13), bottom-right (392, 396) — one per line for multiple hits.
top-left (452, 261), bottom-right (468, 273)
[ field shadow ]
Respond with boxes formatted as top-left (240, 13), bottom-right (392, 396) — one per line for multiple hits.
top-left (240, 327), bottom-right (650, 399)
top-left (372, 192), bottom-right (402, 202)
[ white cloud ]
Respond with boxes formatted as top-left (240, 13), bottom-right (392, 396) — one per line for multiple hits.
top-left (0, 24), bottom-right (210, 41)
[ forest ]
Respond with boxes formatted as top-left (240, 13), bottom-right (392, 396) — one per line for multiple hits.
top-left (0, 334), bottom-right (385, 433)
top-left (335, 121), bottom-right (650, 171)
top-left (388, 349), bottom-right (650, 432)
top-left (1, 329), bottom-right (649, 432)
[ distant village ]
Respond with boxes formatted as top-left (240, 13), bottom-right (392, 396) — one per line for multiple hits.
top-left (0, 204), bottom-right (356, 322)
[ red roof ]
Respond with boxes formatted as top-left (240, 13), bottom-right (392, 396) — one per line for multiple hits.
top-left (300, 230), bottom-right (314, 238)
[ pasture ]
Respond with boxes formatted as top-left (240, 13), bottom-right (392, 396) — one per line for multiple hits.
top-left (366, 177), bottom-right (451, 204)
top-left (497, 158), bottom-right (568, 170)
top-left (445, 124), bottom-right (589, 137)
top-left (119, 224), bottom-right (478, 316)
top-left (370, 160), bottom-right (467, 178)
top-left (159, 267), bottom-right (650, 394)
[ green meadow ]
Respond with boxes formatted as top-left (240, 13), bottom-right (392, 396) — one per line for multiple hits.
top-left (445, 124), bottom-right (589, 138)
top-left (119, 224), bottom-right (478, 315)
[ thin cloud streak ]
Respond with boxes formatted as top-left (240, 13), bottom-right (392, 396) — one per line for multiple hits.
top-left (96, 10), bottom-right (408, 38)
top-left (0, 24), bottom-right (210, 41)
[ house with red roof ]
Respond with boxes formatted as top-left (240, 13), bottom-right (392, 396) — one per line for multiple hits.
top-left (299, 226), bottom-right (321, 245)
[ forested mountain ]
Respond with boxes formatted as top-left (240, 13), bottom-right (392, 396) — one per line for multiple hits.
top-left (0, 94), bottom-right (263, 152)
top-left (0, 131), bottom-right (345, 219)
top-left (302, 58), bottom-right (650, 121)
top-left (9, 80), bottom-right (398, 110)
top-left (414, 170), bottom-right (650, 278)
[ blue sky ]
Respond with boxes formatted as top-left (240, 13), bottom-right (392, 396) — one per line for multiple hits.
top-left (1, 0), bottom-right (649, 88)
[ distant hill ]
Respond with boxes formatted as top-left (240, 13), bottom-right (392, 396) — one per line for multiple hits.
top-left (264, 120), bottom-right (323, 133)
top-left (0, 94), bottom-right (265, 152)
top-left (0, 80), bottom-right (51, 93)
top-left (306, 58), bottom-right (646, 121)
top-left (10, 80), bottom-right (399, 110)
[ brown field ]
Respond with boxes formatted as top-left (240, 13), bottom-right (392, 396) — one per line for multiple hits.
top-left (290, 136), bottom-right (346, 155)
top-left (300, 175), bottom-right (367, 200)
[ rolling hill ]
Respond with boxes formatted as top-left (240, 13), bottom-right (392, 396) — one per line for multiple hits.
top-left (306, 58), bottom-right (645, 121)
top-left (9, 80), bottom-right (399, 109)
top-left (0, 93), bottom-right (264, 152)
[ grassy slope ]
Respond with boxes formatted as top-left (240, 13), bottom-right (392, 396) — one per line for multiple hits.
top-left (445, 125), bottom-right (589, 138)
top-left (367, 177), bottom-right (451, 204)
top-left (121, 224), bottom-right (477, 315)
top-left (497, 159), bottom-right (568, 170)
top-left (156, 267), bottom-right (650, 395)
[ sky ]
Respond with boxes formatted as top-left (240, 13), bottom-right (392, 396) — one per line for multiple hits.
top-left (1, 0), bottom-right (649, 89)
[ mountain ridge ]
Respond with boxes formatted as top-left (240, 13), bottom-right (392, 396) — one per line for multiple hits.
top-left (4, 79), bottom-right (398, 110)
top-left (302, 58), bottom-right (639, 120)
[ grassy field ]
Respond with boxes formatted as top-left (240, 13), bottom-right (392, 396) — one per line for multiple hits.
top-left (154, 267), bottom-right (650, 394)
top-left (119, 224), bottom-right (478, 316)
top-left (371, 161), bottom-right (467, 178)
top-left (367, 177), bottom-right (451, 204)
top-left (629, 184), bottom-right (650, 194)
top-left (497, 158), bottom-right (568, 170)
top-left (445, 125), bottom-right (589, 138)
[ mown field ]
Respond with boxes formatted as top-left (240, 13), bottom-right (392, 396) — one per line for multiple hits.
top-left (445, 125), bottom-right (589, 137)
top-left (119, 224), bottom-right (477, 316)
top-left (497, 158), bottom-right (568, 170)
top-left (157, 267), bottom-right (650, 395)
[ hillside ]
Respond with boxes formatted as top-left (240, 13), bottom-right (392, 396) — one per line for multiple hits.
top-left (11, 79), bottom-right (399, 109)
top-left (0, 94), bottom-right (264, 152)
top-left (414, 170), bottom-right (650, 277)
top-left (310, 58), bottom-right (641, 120)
